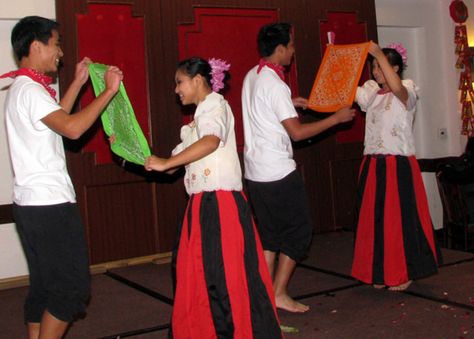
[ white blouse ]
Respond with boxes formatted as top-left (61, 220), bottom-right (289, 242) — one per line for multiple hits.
top-left (172, 92), bottom-right (242, 195)
top-left (356, 79), bottom-right (419, 156)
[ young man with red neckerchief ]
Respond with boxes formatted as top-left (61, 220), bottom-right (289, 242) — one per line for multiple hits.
top-left (241, 22), bottom-right (355, 314)
top-left (2, 16), bottom-right (122, 339)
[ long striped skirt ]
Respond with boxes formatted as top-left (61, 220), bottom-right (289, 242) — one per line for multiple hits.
top-left (351, 155), bottom-right (441, 286)
top-left (172, 190), bottom-right (282, 339)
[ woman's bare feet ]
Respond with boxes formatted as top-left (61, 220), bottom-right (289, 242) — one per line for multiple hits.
top-left (388, 280), bottom-right (412, 292)
top-left (373, 284), bottom-right (386, 289)
top-left (275, 293), bottom-right (310, 313)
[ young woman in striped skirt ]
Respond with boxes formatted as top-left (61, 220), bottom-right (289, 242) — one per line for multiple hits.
top-left (145, 57), bottom-right (282, 338)
top-left (351, 42), bottom-right (441, 291)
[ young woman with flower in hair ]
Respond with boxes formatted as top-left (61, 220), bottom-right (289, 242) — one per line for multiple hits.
top-left (351, 42), bottom-right (441, 291)
top-left (145, 57), bottom-right (282, 338)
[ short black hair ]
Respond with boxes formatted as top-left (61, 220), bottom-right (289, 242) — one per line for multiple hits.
top-left (11, 16), bottom-right (59, 61)
top-left (257, 23), bottom-right (292, 57)
top-left (177, 57), bottom-right (213, 88)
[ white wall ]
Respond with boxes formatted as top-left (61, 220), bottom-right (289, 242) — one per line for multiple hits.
top-left (0, 0), bottom-right (56, 280)
top-left (374, 0), bottom-right (472, 230)
top-left (376, 0), bottom-right (465, 158)
top-left (377, 26), bottom-right (428, 156)
top-left (0, 20), bottom-right (16, 205)
top-left (0, 0), bottom-right (55, 19)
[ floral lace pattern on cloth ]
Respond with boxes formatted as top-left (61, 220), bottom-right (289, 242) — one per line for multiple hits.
top-left (172, 92), bottom-right (242, 195)
top-left (88, 63), bottom-right (151, 165)
top-left (308, 42), bottom-right (370, 112)
top-left (357, 79), bottom-right (419, 156)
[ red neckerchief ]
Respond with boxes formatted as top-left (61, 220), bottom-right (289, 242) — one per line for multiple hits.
top-left (257, 58), bottom-right (285, 81)
top-left (377, 88), bottom-right (391, 95)
top-left (0, 68), bottom-right (56, 100)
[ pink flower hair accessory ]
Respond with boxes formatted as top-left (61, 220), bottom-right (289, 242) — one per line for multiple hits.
top-left (386, 42), bottom-right (407, 66)
top-left (208, 58), bottom-right (230, 92)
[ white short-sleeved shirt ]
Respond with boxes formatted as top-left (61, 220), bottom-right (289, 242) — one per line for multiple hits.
top-left (356, 79), bottom-right (419, 156)
top-left (242, 65), bottom-right (298, 182)
top-left (5, 75), bottom-right (76, 205)
top-left (172, 92), bottom-right (242, 195)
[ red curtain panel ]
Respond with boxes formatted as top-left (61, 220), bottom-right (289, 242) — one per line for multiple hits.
top-left (178, 7), bottom-right (299, 150)
top-left (77, 4), bottom-right (149, 164)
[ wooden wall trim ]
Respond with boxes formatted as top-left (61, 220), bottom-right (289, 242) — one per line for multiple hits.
top-left (0, 252), bottom-right (172, 291)
top-left (417, 157), bottom-right (459, 173)
top-left (0, 204), bottom-right (13, 225)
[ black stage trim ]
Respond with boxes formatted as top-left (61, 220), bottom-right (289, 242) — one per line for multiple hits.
top-left (100, 323), bottom-right (170, 338)
top-left (438, 256), bottom-right (474, 268)
top-left (100, 254), bottom-right (474, 337)
top-left (296, 261), bottom-right (474, 312)
top-left (297, 262), bottom-right (356, 281)
top-left (293, 283), bottom-right (363, 301)
top-left (104, 271), bottom-right (174, 305)
top-left (403, 290), bottom-right (474, 312)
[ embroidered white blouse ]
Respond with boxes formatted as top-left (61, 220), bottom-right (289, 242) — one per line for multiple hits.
top-left (356, 79), bottom-right (419, 156)
top-left (172, 92), bottom-right (242, 195)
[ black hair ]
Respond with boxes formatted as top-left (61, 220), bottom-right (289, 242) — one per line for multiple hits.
top-left (257, 22), bottom-right (292, 57)
top-left (382, 47), bottom-right (404, 77)
top-left (177, 57), bottom-right (212, 88)
top-left (11, 16), bottom-right (59, 61)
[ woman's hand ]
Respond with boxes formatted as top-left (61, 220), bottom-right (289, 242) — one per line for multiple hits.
top-left (144, 155), bottom-right (169, 172)
top-left (368, 41), bottom-right (384, 59)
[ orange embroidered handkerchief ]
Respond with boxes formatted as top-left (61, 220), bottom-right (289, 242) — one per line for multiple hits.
top-left (308, 42), bottom-right (370, 112)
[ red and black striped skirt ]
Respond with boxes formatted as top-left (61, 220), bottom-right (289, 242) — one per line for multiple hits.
top-left (351, 155), bottom-right (441, 286)
top-left (172, 190), bottom-right (282, 339)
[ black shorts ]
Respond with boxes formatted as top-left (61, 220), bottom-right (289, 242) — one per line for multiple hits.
top-left (13, 203), bottom-right (90, 323)
top-left (246, 170), bottom-right (313, 262)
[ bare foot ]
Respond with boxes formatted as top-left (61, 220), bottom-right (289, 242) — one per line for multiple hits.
top-left (388, 280), bottom-right (412, 292)
top-left (373, 284), bottom-right (386, 289)
top-left (275, 293), bottom-right (310, 313)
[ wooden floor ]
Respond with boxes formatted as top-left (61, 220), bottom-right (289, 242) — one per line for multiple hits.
top-left (1, 231), bottom-right (474, 338)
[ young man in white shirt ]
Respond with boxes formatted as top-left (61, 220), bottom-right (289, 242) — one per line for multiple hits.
top-left (242, 22), bottom-right (355, 313)
top-left (3, 16), bottom-right (122, 339)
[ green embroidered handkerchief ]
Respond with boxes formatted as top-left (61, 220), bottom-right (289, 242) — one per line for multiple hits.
top-left (88, 63), bottom-right (151, 165)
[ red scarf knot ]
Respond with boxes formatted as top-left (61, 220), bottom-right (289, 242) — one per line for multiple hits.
top-left (257, 58), bottom-right (285, 81)
top-left (377, 88), bottom-right (392, 95)
top-left (0, 68), bottom-right (57, 100)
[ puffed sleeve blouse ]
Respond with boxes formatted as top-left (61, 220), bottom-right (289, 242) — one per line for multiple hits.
top-left (355, 79), bottom-right (419, 156)
top-left (172, 92), bottom-right (243, 195)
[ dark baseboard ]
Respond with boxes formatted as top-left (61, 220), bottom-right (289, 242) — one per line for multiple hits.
top-left (417, 157), bottom-right (459, 173)
top-left (0, 204), bottom-right (13, 225)
top-left (435, 228), bottom-right (445, 246)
